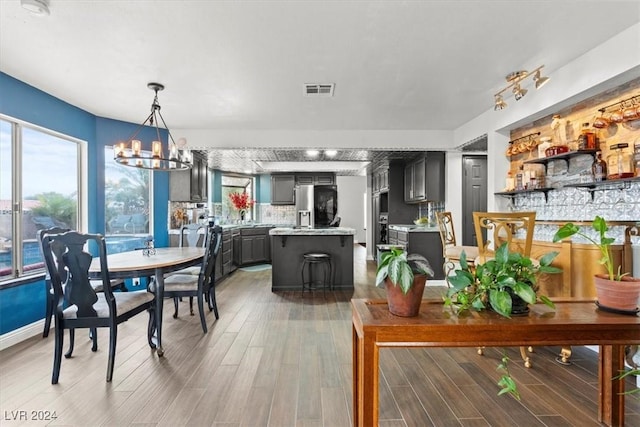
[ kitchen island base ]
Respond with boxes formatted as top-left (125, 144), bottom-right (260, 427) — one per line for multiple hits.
top-left (270, 228), bottom-right (355, 291)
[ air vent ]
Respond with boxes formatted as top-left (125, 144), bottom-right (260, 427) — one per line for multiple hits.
top-left (304, 83), bottom-right (335, 97)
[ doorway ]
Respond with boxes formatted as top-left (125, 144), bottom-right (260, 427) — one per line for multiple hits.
top-left (461, 155), bottom-right (487, 246)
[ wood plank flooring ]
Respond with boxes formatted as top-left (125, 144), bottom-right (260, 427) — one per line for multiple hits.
top-left (1, 244), bottom-right (639, 426)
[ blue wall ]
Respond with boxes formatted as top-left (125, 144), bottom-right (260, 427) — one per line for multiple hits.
top-left (0, 72), bottom-right (171, 334)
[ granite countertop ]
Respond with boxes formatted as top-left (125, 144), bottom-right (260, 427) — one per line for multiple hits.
top-left (269, 227), bottom-right (356, 236)
top-left (169, 223), bottom-right (289, 233)
top-left (389, 224), bottom-right (440, 233)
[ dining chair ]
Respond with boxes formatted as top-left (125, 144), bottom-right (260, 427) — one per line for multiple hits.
top-left (41, 230), bottom-right (156, 383)
top-left (169, 223), bottom-right (208, 316)
top-left (472, 211), bottom-right (537, 367)
top-left (435, 211), bottom-right (479, 282)
top-left (163, 225), bottom-right (222, 332)
top-left (38, 227), bottom-right (127, 340)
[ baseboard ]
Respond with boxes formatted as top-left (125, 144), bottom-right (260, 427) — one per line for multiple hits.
top-left (0, 319), bottom-right (45, 351)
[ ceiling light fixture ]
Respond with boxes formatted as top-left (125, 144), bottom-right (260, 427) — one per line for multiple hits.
top-left (306, 150), bottom-right (319, 157)
top-left (21, 0), bottom-right (50, 15)
top-left (493, 65), bottom-right (549, 110)
top-left (325, 150), bottom-right (338, 157)
top-left (113, 83), bottom-right (191, 171)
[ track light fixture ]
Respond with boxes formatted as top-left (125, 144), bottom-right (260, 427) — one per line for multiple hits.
top-left (493, 65), bottom-right (549, 110)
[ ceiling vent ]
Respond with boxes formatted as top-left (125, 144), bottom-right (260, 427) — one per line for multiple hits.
top-left (304, 83), bottom-right (335, 97)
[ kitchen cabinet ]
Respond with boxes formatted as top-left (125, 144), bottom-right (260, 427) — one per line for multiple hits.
top-left (404, 152), bottom-right (445, 203)
top-left (388, 228), bottom-right (444, 280)
top-left (234, 227), bottom-right (272, 266)
top-left (271, 174), bottom-right (296, 205)
top-left (169, 151), bottom-right (208, 202)
top-left (295, 173), bottom-right (335, 185)
top-left (216, 228), bottom-right (238, 282)
top-left (372, 168), bottom-right (389, 194)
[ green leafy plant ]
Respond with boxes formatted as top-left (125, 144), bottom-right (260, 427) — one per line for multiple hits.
top-left (375, 248), bottom-right (434, 294)
top-left (553, 215), bottom-right (626, 281)
top-left (444, 243), bottom-right (560, 318)
top-left (615, 368), bottom-right (640, 397)
top-left (443, 242), bottom-right (562, 399)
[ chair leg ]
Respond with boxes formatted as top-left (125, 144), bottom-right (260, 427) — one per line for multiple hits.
top-left (189, 297), bottom-right (194, 316)
top-left (197, 293), bottom-right (207, 333)
top-left (90, 327), bottom-right (98, 352)
top-left (173, 297), bottom-right (179, 319)
top-left (51, 322), bottom-right (64, 384)
top-left (209, 285), bottom-right (219, 319)
top-left (519, 346), bottom-right (532, 368)
top-left (43, 293), bottom-right (53, 338)
top-left (65, 328), bottom-right (75, 358)
top-left (106, 324), bottom-right (117, 382)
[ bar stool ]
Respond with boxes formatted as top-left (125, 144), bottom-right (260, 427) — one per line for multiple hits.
top-left (301, 252), bottom-right (332, 296)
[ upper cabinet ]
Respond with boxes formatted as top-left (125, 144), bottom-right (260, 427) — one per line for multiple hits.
top-left (169, 151), bottom-right (208, 202)
top-left (295, 173), bottom-right (335, 185)
top-left (404, 152), bottom-right (445, 203)
top-left (271, 174), bottom-right (296, 205)
top-left (372, 168), bottom-right (389, 194)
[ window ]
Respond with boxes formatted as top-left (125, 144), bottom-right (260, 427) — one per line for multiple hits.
top-left (221, 175), bottom-right (255, 222)
top-left (104, 147), bottom-right (152, 254)
top-left (0, 117), bottom-right (82, 282)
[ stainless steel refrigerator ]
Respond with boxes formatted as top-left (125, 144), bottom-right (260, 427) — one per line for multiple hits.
top-left (295, 184), bottom-right (338, 228)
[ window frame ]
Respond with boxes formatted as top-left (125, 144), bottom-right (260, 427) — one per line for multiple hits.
top-left (0, 113), bottom-right (86, 285)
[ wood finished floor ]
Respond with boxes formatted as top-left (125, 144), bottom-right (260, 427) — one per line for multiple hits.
top-left (1, 244), bottom-right (639, 426)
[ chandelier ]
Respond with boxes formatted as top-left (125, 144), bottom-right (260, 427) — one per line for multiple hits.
top-left (113, 83), bottom-right (192, 170)
top-left (493, 65), bottom-right (550, 111)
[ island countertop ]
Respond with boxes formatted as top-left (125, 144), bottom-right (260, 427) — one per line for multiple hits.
top-left (269, 227), bottom-right (356, 236)
top-left (389, 224), bottom-right (439, 233)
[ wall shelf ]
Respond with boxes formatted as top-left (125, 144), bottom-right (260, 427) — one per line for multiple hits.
top-left (494, 187), bottom-right (555, 202)
top-left (523, 149), bottom-right (598, 174)
top-left (564, 176), bottom-right (640, 200)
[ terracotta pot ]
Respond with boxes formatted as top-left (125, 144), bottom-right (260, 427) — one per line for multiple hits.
top-left (594, 274), bottom-right (640, 312)
top-left (384, 274), bottom-right (427, 317)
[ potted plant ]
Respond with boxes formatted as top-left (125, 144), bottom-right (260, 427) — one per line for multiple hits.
top-left (553, 216), bottom-right (640, 313)
top-left (443, 243), bottom-right (561, 399)
top-left (375, 248), bottom-right (434, 317)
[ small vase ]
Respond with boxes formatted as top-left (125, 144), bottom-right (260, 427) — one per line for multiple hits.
top-left (384, 274), bottom-right (427, 317)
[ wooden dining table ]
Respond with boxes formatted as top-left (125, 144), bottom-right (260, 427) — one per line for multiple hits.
top-left (352, 298), bottom-right (640, 427)
top-left (89, 246), bottom-right (205, 356)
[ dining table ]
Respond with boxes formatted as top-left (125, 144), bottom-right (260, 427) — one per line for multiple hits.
top-left (88, 246), bottom-right (205, 356)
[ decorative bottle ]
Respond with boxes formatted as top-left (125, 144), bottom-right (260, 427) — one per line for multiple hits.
top-left (591, 152), bottom-right (607, 182)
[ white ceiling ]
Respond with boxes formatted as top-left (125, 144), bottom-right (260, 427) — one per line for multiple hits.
top-left (1, 0), bottom-right (639, 173)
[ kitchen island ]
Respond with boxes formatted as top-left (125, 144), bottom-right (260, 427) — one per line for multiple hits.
top-left (269, 227), bottom-right (355, 291)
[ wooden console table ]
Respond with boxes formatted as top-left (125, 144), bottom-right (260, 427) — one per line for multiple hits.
top-left (352, 299), bottom-right (640, 427)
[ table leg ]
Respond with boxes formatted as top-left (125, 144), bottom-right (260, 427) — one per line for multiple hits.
top-left (599, 345), bottom-right (625, 427)
top-left (362, 333), bottom-right (378, 426)
top-left (154, 268), bottom-right (165, 357)
top-left (352, 323), bottom-right (360, 427)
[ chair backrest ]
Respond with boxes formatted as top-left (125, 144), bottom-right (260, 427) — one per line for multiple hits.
top-left (435, 212), bottom-right (456, 256)
top-left (472, 211), bottom-right (536, 262)
top-left (41, 231), bottom-right (112, 318)
top-left (37, 227), bottom-right (71, 282)
top-left (179, 224), bottom-right (206, 248)
top-left (199, 226), bottom-right (223, 286)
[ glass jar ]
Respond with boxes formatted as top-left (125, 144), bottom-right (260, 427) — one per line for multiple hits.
top-left (606, 143), bottom-right (634, 179)
top-left (578, 123), bottom-right (596, 150)
top-left (591, 152), bottom-right (607, 182)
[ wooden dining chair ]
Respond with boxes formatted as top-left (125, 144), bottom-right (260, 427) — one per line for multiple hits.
top-left (435, 211), bottom-right (479, 282)
top-left (472, 211), bottom-right (537, 367)
top-left (38, 227), bottom-right (127, 341)
top-left (41, 230), bottom-right (156, 383)
top-left (163, 225), bottom-right (222, 332)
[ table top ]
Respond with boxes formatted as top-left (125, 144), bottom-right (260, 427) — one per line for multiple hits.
top-left (351, 299), bottom-right (640, 347)
top-left (89, 247), bottom-right (204, 276)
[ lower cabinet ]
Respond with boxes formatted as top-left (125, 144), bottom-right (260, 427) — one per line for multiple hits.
top-left (215, 228), bottom-right (239, 282)
top-left (388, 230), bottom-right (444, 280)
top-left (235, 227), bottom-right (272, 266)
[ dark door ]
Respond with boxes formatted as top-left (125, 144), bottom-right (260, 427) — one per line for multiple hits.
top-left (314, 185), bottom-right (338, 227)
top-left (462, 155), bottom-right (487, 247)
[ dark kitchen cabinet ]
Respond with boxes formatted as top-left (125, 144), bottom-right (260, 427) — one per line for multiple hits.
top-left (271, 174), bottom-right (296, 205)
top-left (235, 227), bottom-right (271, 266)
top-left (404, 152), bottom-right (445, 203)
top-left (388, 228), bottom-right (444, 280)
top-left (372, 167), bottom-right (389, 194)
top-left (216, 228), bottom-right (239, 282)
top-left (295, 173), bottom-right (335, 185)
top-left (170, 151), bottom-right (208, 202)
